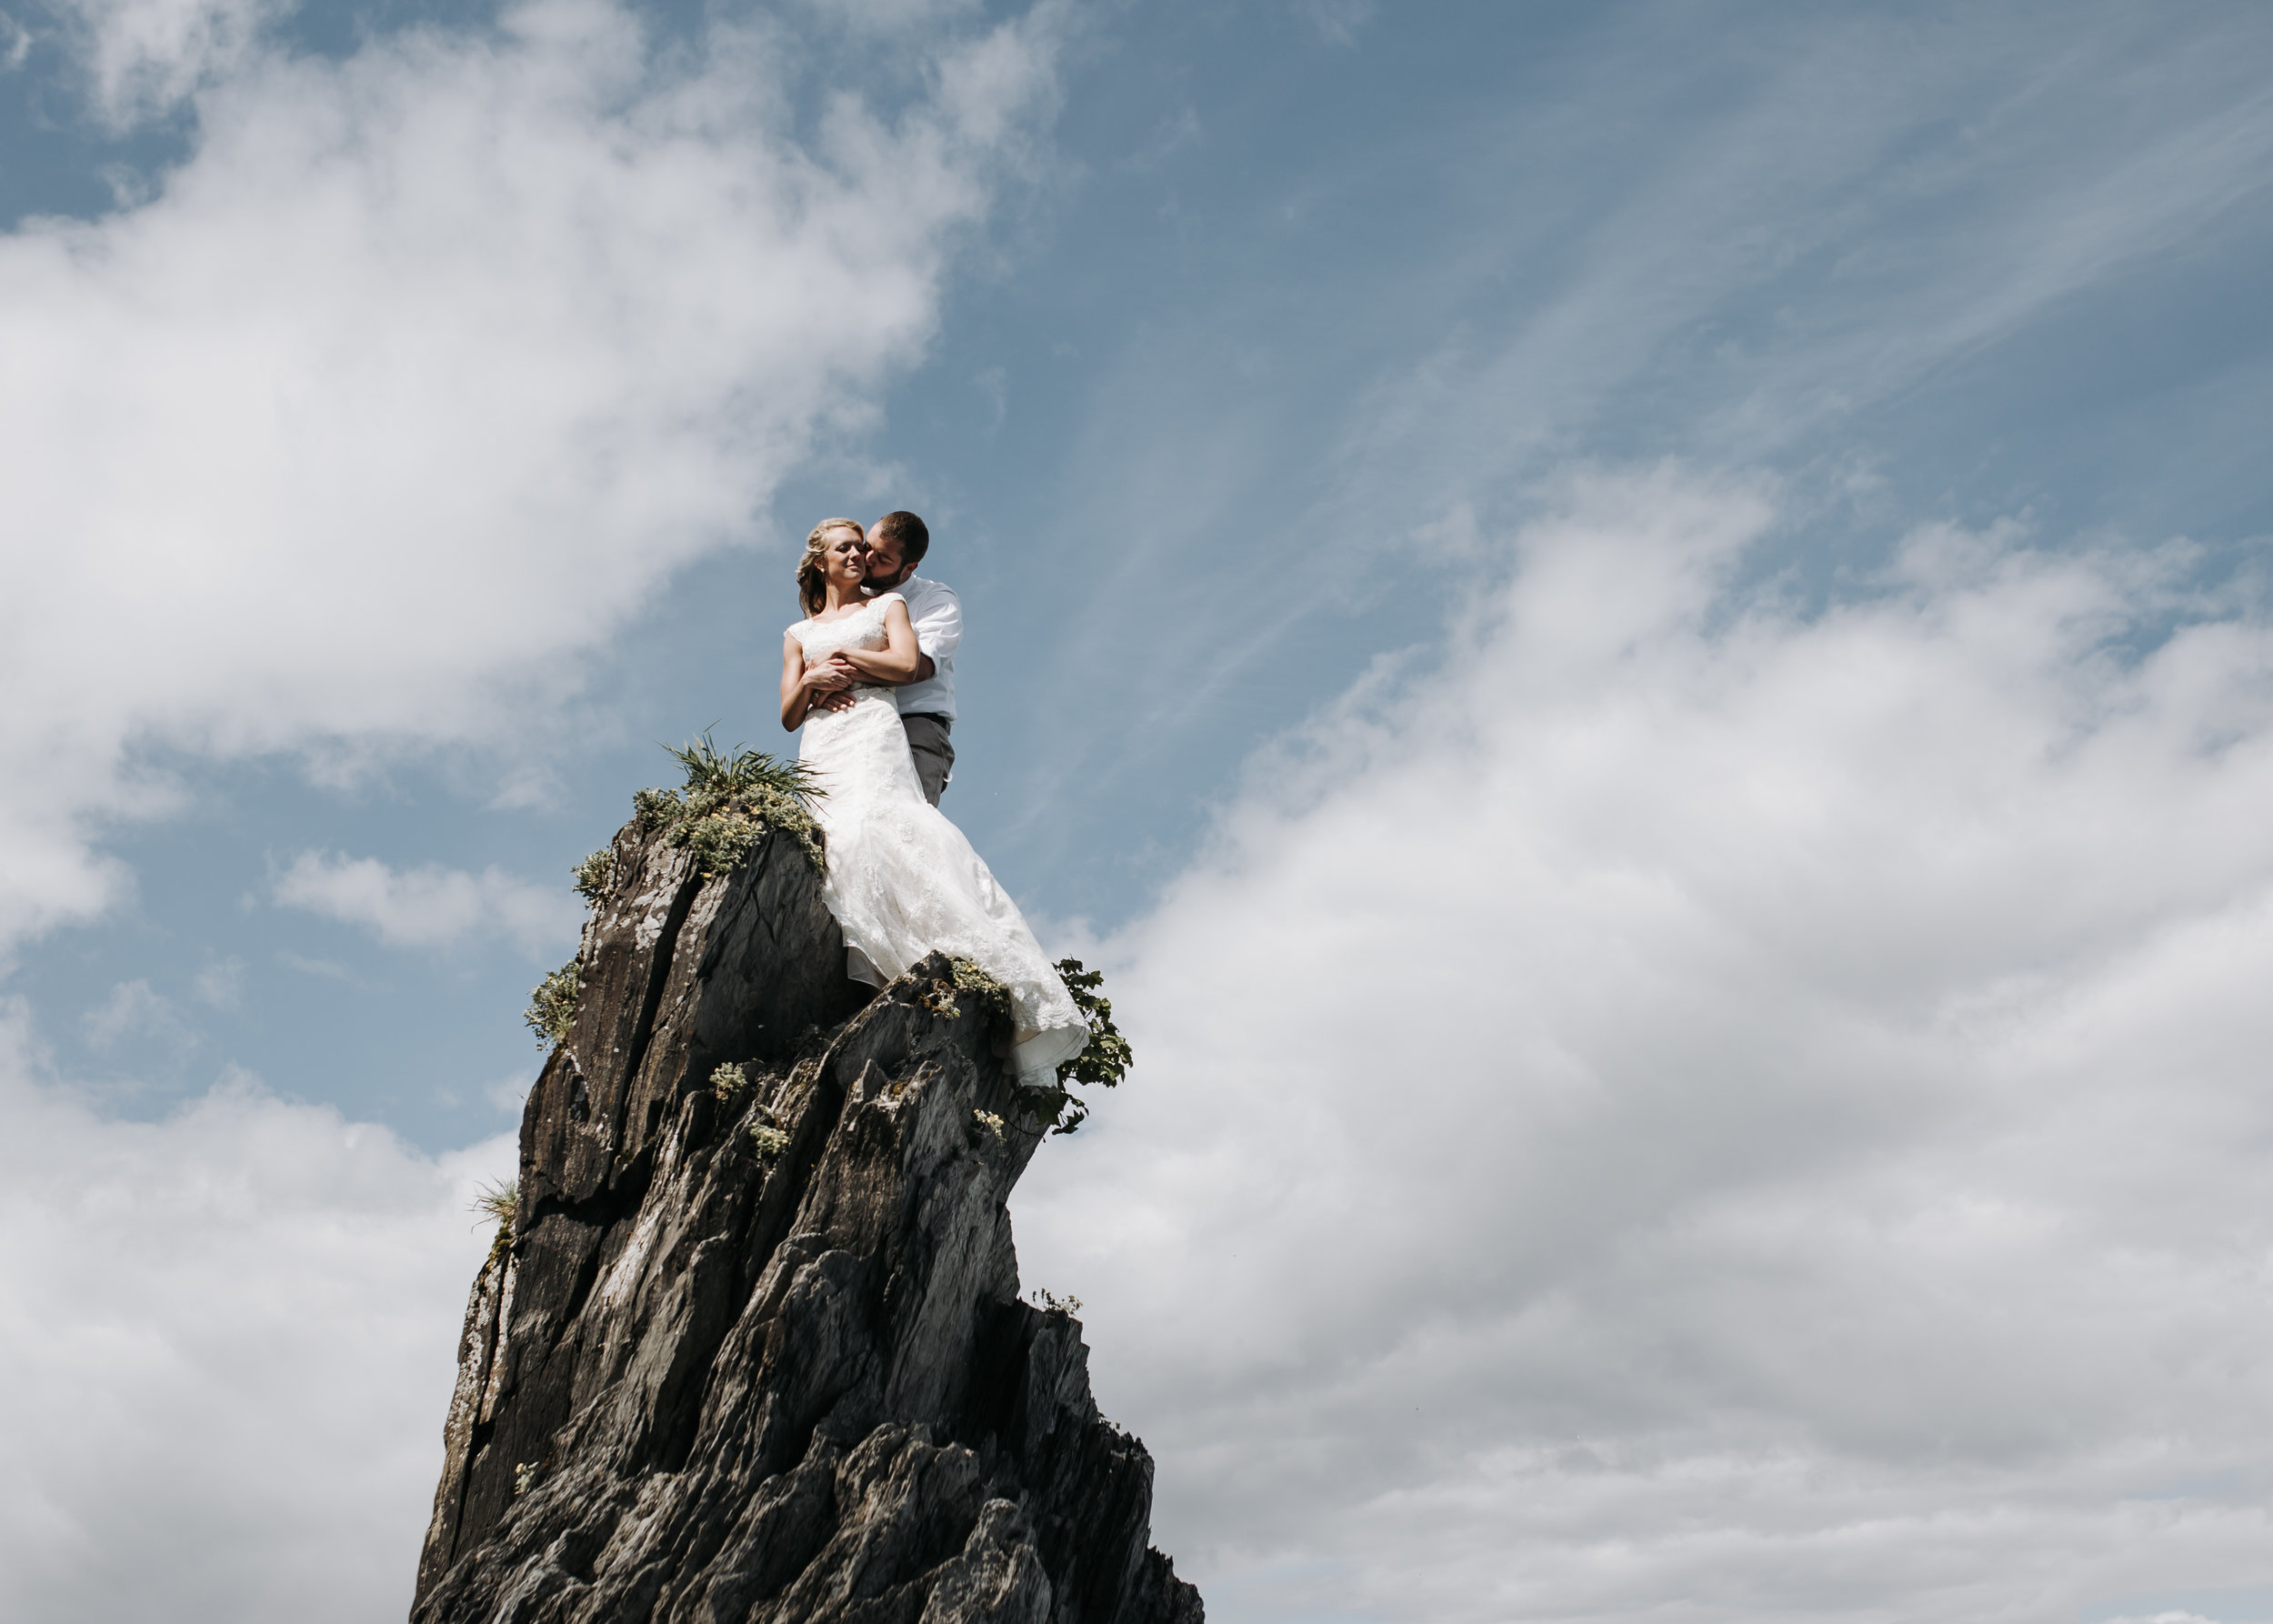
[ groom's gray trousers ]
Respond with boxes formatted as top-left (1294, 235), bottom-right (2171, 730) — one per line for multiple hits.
top-left (901, 713), bottom-right (954, 807)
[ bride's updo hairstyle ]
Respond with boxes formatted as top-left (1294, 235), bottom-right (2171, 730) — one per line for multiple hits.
top-left (796, 518), bottom-right (864, 617)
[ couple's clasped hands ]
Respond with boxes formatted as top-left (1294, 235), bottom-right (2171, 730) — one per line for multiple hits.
top-left (803, 654), bottom-right (864, 714)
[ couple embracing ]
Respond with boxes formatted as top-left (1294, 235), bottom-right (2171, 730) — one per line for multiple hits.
top-left (779, 512), bottom-right (1088, 1088)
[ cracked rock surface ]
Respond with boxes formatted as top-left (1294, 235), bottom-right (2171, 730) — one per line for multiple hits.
top-left (413, 816), bottom-right (1201, 1624)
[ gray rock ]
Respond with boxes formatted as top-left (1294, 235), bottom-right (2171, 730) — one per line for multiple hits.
top-left (413, 817), bottom-right (1201, 1624)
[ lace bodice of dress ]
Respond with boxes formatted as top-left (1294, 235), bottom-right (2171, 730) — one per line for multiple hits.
top-left (792, 595), bottom-right (897, 674)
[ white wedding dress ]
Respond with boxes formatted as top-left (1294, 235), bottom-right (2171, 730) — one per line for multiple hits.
top-left (790, 595), bottom-right (1089, 1087)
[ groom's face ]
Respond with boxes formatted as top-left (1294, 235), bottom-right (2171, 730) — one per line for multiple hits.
top-left (866, 533), bottom-right (911, 589)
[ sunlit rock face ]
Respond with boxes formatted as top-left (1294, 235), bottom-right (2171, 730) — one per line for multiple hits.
top-left (412, 817), bottom-right (1201, 1624)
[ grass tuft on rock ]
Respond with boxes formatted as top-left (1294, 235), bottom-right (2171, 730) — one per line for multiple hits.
top-left (471, 1178), bottom-right (517, 1264)
top-left (631, 731), bottom-right (826, 877)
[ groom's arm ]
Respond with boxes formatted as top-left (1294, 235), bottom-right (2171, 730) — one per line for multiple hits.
top-left (896, 584), bottom-right (959, 688)
top-left (816, 586), bottom-right (956, 708)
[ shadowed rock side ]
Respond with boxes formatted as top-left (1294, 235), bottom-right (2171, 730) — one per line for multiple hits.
top-left (413, 815), bottom-right (1202, 1624)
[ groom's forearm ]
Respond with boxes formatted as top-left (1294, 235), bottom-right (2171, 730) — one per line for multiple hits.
top-left (856, 653), bottom-right (936, 687)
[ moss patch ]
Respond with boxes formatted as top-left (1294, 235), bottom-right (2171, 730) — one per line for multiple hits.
top-left (922, 957), bottom-right (1015, 1024)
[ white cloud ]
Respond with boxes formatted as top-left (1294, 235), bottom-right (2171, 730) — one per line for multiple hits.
top-left (0, 1004), bottom-right (513, 1624)
top-left (1296, 0), bottom-right (1373, 47)
top-left (273, 849), bottom-right (582, 955)
top-left (192, 953), bottom-right (245, 1009)
top-left (275, 947), bottom-right (374, 987)
top-left (0, 0), bottom-right (1061, 956)
top-left (1, 11), bottom-right (34, 71)
top-left (1016, 467), bottom-right (2273, 1622)
top-left (45, 0), bottom-right (284, 123)
top-left (84, 977), bottom-right (195, 1048)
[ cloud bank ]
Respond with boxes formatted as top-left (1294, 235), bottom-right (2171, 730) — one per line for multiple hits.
top-left (1017, 467), bottom-right (2273, 1622)
top-left (0, 1005), bottom-right (513, 1622)
top-left (11, 464), bottom-right (2270, 1623)
top-left (0, 0), bottom-right (1061, 956)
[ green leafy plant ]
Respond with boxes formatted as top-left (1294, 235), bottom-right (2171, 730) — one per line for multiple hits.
top-left (710, 1061), bottom-right (752, 1104)
top-left (572, 847), bottom-right (616, 904)
top-left (1029, 1288), bottom-right (1083, 1315)
top-left (525, 960), bottom-right (582, 1047)
top-left (631, 785), bottom-right (685, 834)
top-left (748, 1123), bottom-right (790, 1164)
top-left (972, 1108), bottom-right (1006, 1144)
top-left (1016, 960), bottom-right (1135, 1136)
top-left (515, 1461), bottom-right (542, 1496)
top-left (635, 731), bottom-right (826, 876)
top-left (1056, 960), bottom-right (1132, 1089)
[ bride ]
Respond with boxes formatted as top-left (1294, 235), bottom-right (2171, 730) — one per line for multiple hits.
top-left (780, 518), bottom-right (1088, 1088)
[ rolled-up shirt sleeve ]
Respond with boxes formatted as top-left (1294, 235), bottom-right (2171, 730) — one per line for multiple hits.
top-left (908, 583), bottom-right (962, 663)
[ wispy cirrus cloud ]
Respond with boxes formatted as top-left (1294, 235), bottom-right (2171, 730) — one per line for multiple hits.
top-left (995, 1), bottom-right (2273, 901)
top-left (83, 977), bottom-right (197, 1048)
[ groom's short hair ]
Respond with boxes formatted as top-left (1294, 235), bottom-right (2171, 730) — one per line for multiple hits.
top-left (872, 510), bottom-right (929, 566)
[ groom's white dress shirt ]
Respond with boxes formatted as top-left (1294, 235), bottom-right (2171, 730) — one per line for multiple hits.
top-left (891, 573), bottom-right (961, 722)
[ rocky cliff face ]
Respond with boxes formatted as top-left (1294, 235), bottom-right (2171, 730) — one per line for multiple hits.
top-left (412, 811), bottom-right (1201, 1624)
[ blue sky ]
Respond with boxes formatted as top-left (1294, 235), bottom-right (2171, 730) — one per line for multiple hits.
top-left (22, 0), bottom-right (2273, 1152)
top-left (4, 2), bottom-right (2273, 1620)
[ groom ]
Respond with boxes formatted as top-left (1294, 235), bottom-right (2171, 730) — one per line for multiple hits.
top-left (813, 510), bottom-right (962, 805)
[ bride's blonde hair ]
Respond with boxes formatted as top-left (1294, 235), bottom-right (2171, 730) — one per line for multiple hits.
top-left (796, 518), bottom-right (865, 617)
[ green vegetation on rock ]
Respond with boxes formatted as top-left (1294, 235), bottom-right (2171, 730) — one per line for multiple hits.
top-left (571, 847), bottom-right (616, 903)
top-left (655, 732), bottom-right (826, 877)
top-left (1029, 958), bottom-right (1132, 1136)
top-left (525, 959), bottom-right (581, 1047)
top-left (471, 1178), bottom-right (517, 1265)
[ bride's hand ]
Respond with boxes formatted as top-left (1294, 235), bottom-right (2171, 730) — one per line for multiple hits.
top-left (802, 658), bottom-right (852, 692)
top-left (806, 657), bottom-right (859, 712)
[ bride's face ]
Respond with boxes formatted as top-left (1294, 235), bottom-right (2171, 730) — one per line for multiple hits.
top-left (823, 528), bottom-right (868, 586)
